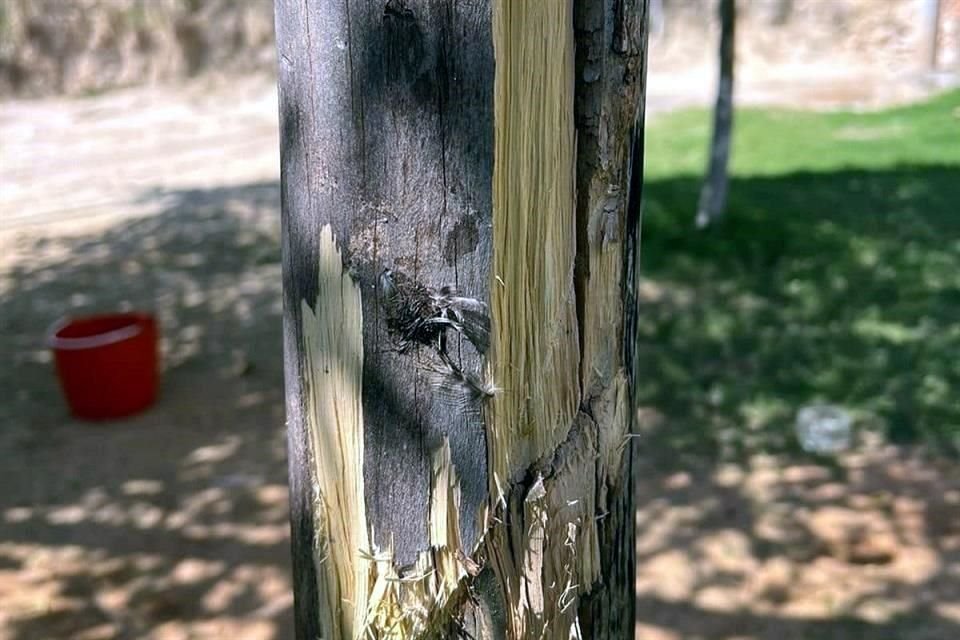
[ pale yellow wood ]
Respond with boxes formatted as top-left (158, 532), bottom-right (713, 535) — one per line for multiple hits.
top-left (300, 225), bottom-right (370, 639)
top-left (490, 0), bottom-right (580, 497)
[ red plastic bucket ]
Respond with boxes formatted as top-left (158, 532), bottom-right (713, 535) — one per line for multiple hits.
top-left (47, 312), bottom-right (159, 420)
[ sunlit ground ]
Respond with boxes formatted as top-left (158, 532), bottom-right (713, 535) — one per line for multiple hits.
top-left (0, 184), bottom-right (293, 639)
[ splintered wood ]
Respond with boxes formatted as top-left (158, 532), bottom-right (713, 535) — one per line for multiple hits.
top-left (490, 0), bottom-right (581, 495)
top-left (300, 225), bottom-right (370, 639)
top-left (487, 2), bottom-right (606, 638)
top-left (302, 230), bottom-right (470, 639)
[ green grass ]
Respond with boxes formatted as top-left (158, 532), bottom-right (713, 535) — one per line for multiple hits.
top-left (638, 89), bottom-right (960, 459)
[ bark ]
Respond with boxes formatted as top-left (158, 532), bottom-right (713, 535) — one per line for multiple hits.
top-left (695, 0), bottom-right (735, 229)
top-left (275, 1), bottom-right (648, 638)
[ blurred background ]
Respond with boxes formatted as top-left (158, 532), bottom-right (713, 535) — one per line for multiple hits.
top-left (1, 0), bottom-right (958, 638)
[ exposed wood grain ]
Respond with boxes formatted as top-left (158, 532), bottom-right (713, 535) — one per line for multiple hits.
top-left (299, 226), bottom-right (369, 638)
top-left (489, 0), bottom-right (580, 499)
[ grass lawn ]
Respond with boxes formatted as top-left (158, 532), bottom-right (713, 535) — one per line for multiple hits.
top-left (638, 89), bottom-right (960, 459)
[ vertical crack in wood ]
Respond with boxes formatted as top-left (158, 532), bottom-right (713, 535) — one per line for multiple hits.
top-left (574, 0), bottom-right (648, 403)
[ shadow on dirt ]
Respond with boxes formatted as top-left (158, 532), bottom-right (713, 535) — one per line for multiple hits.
top-left (633, 163), bottom-right (960, 638)
top-left (633, 450), bottom-right (960, 639)
top-left (0, 182), bottom-right (293, 639)
top-left (637, 164), bottom-right (960, 457)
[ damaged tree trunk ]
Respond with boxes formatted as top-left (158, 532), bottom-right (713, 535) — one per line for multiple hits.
top-left (275, 1), bottom-right (648, 638)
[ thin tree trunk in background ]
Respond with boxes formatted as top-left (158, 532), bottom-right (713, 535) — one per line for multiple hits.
top-left (274, 1), bottom-right (648, 637)
top-left (921, 0), bottom-right (942, 70)
top-left (696, 0), bottom-right (735, 228)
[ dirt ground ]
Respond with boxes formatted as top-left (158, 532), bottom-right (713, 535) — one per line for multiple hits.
top-left (2, 66), bottom-right (959, 638)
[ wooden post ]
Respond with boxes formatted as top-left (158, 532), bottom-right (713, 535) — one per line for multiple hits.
top-left (274, 1), bottom-right (648, 637)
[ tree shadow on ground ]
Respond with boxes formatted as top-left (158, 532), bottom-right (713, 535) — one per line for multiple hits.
top-left (0, 182), bottom-right (294, 639)
top-left (633, 163), bottom-right (960, 638)
top-left (633, 449), bottom-right (960, 639)
top-left (637, 164), bottom-right (960, 459)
